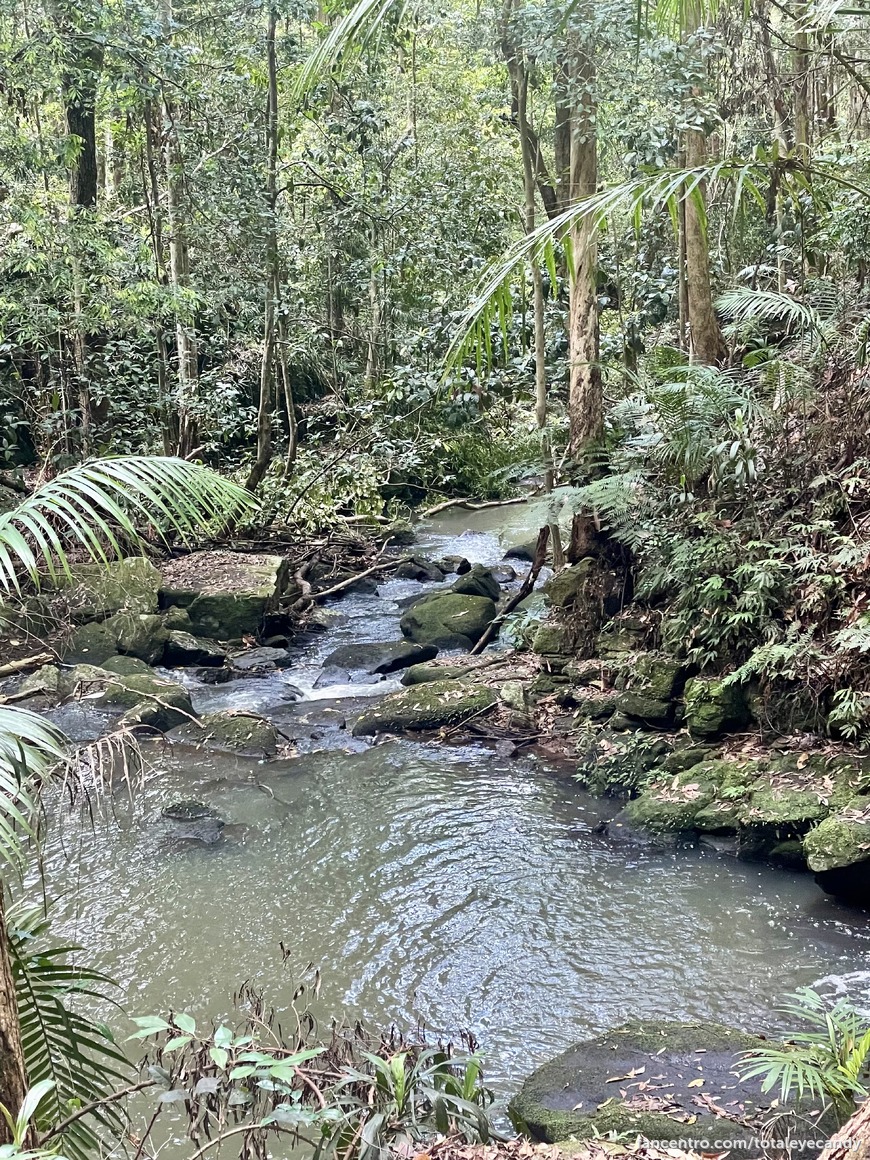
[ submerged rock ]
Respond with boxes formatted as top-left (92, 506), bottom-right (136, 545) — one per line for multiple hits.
top-left (399, 593), bottom-right (496, 650)
top-left (229, 646), bottom-right (292, 672)
top-left (393, 557), bottom-right (445, 582)
top-left (169, 710), bottom-right (279, 757)
top-left (160, 799), bottom-right (224, 845)
top-left (509, 1019), bottom-right (830, 1149)
top-left (351, 679), bottom-right (497, 736)
top-left (323, 640), bottom-right (437, 676)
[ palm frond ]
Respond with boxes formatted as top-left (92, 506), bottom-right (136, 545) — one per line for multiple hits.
top-left (8, 906), bottom-right (131, 1160)
top-left (0, 709), bottom-right (67, 874)
top-left (442, 159), bottom-right (770, 378)
top-left (0, 456), bottom-right (255, 593)
top-left (295, 0), bottom-right (409, 99)
top-left (715, 288), bottom-right (826, 333)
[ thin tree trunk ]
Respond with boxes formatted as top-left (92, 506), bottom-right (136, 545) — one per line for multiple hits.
top-left (566, 41), bottom-right (601, 458)
top-left (512, 56), bottom-right (563, 565)
top-left (681, 1), bottom-right (725, 366)
top-left (246, 5), bottom-right (279, 493)
top-left (0, 898), bottom-right (27, 1142)
top-left (161, 0), bottom-right (198, 457)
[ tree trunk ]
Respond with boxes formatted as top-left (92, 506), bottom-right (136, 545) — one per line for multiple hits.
top-left (682, 3), bottom-right (726, 366)
top-left (566, 41), bottom-right (601, 459)
top-left (509, 33), bottom-right (563, 564)
top-left (684, 125), bottom-right (725, 365)
top-left (818, 1097), bottom-right (870, 1160)
top-left (62, 26), bottom-right (103, 209)
top-left (0, 897), bottom-right (28, 1142)
top-left (161, 0), bottom-right (198, 457)
top-left (246, 5), bottom-right (279, 493)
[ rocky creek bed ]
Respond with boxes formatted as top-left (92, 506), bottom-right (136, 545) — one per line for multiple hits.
top-left (7, 502), bottom-right (870, 1150)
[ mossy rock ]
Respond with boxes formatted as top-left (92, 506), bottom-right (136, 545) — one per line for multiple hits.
top-left (543, 559), bottom-right (596, 609)
top-left (595, 616), bottom-right (647, 657)
top-left (100, 655), bottom-right (155, 677)
top-left (804, 799), bottom-right (870, 872)
top-left (803, 799), bottom-right (870, 901)
top-left (624, 768), bottom-right (717, 832)
top-left (163, 630), bottom-right (227, 667)
top-left (684, 677), bottom-right (751, 738)
top-left (659, 745), bottom-right (716, 774)
top-left (159, 553), bottom-right (288, 639)
top-left (384, 519), bottom-right (416, 546)
top-left (60, 666), bottom-right (193, 732)
top-left (112, 612), bottom-right (168, 665)
top-left (61, 621), bottom-right (120, 665)
top-left (743, 779), bottom-right (830, 827)
top-left (633, 654), bottom-right (685, 701)
top-left (163, 605), bottom-right (193, 631)
top-left (567, 690), bottom-right (617, 720)
top-left (509, 1019), bottom-right (822, 1150)
top-left (694, 799), bottom-right (744, 833)
top-left (169, 710), bottom-right (279, 757)
top-left (614, 691), bottom-right (673, 727)
top-left (59, 556), bottom-right (161, 623)
top-left (16, 664), bottom-right (62, 703)
top-left (352, 680), bottom-right (497, 736)
top-left (451, 564), bottom-right (500, 602)
top-left (532, 623), bottom-right (576, 657)
top-left (399, 593), bottom-right (496, 650)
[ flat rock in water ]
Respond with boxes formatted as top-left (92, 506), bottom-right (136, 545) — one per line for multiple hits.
top-left (159, 552), bottom-right (289, 640)
top-left (229, 646), bottom-right (292, 672)
top-left (510, 1019), bottom-right (833, 1151)
top-left (352, 679), bottom-right (497, 736)
top-left (322, 640), bottom-right (438, 675)
top-left (164, 630), bottom-right (227, 667)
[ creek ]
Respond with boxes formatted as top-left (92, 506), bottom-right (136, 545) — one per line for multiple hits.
top-left (30, 504), bottom-right (870, 1105)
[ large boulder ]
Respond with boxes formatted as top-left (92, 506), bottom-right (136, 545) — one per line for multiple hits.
top-left (804, 799), bottom-right (870, 901)
top-left (400, 593), bottom-right (496, 650)
top-left (322, 641), bottom-right (437, 676)
top-left (451, 564), bottom-right (500, 602)
top-left (169, 710), bottom-right (279, 757)
top-left (61, 610), bottom-right (167, 666)
top-left (352, 679), bottom-right (498, 736)
top-left (623, 767), bottom-right (719, 833)
top-left (60, 665), bottom-right (193, 732)
top-left (59, 557), bottom-right (161, 623)
top-left (509, 1019), bottom-right (828, 1150)
top-left (159, 552), bottom-right (289, 640)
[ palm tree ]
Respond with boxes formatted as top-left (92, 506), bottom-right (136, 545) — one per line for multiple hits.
top-left (0, 456), bottom-right (253, 1151)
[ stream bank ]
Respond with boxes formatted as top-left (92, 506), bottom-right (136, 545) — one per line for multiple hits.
top-left (7, 503), bottom-right (870, 1143)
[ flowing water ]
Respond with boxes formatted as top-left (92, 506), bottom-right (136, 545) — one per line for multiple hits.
top-left (31, 503), bottom-right (870, 1105)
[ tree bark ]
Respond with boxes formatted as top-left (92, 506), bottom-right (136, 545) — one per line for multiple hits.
top-left (246, 5), bottom-right (279, 493)
top-left (566, 41), bottom-right (601, 458)
top-left (0, 897), bottom-right (28, 1143)
top-left (818, 1097), bottom-right (870, 1160)
top-left (684, 123), bottom-right (725, 365)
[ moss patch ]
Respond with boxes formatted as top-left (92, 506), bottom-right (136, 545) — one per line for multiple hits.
top-left (352, 680), bottom-right (497, 736)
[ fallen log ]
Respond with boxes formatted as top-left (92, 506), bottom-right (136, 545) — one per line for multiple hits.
top-left (0, 652), bottom-right (54, 678)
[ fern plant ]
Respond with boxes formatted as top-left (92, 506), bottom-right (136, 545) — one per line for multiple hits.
top-left (0, 454), bottom-right (254, 1149)
top-left (737, 988), bottom-right (870, 1124)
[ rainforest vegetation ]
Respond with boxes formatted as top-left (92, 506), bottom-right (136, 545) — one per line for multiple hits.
top-left (6, 0), bottom-right (870, 1156)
